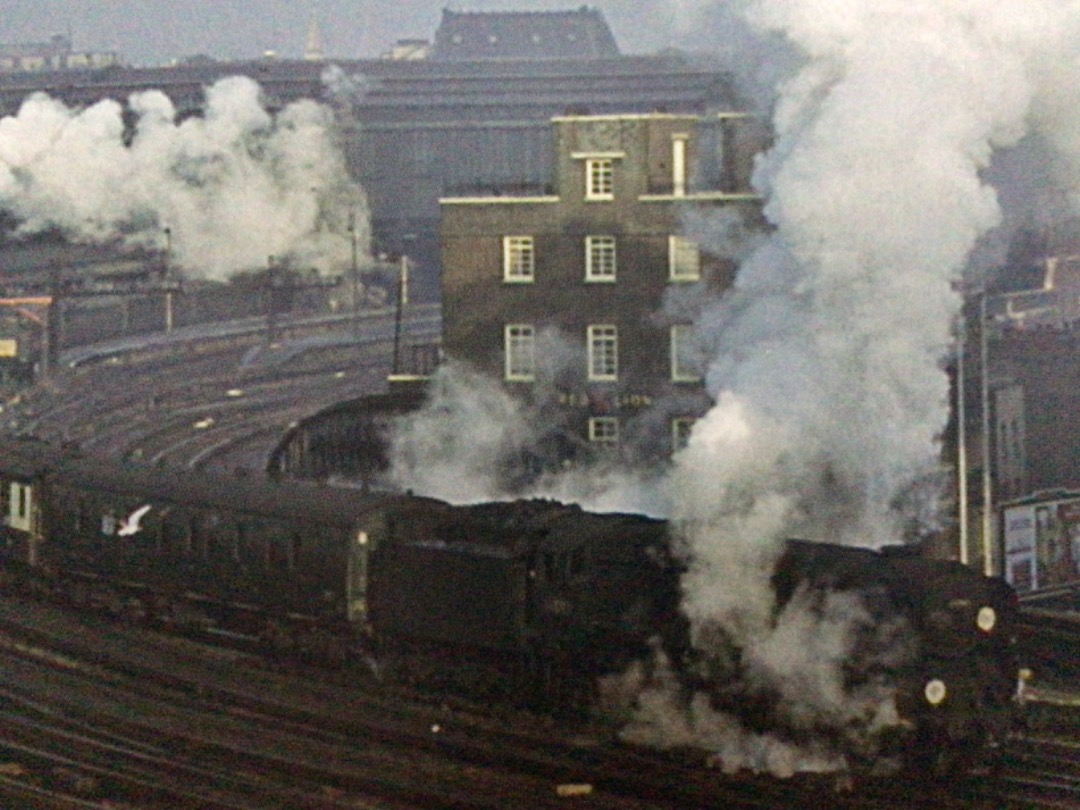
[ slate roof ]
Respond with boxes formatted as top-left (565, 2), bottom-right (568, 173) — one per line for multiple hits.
top-left (431, 7), bottom-right (621, 60)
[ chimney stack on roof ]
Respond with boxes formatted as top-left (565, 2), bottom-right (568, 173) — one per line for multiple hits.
top-left (304, 9), bottom-right (324, 61)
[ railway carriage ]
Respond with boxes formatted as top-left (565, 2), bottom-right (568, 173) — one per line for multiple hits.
top-left (0, 436), bottom-right (56, 575)
top-left (1, 441), bottom-right (389, 656)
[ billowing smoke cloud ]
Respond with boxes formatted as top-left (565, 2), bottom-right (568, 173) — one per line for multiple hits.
top-left (373, 0), bottom-right (1077, 772)
top-left (644, 0), bottom-right (1080, 772)
top-left (386, 361), bottom-right (545, 502)
top-left (0, 75), bottom-right (367, 279)
top-left (387, 326), bottom-right (681, 513)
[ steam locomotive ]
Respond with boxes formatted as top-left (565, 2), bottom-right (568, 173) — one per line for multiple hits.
top-left (0, 435), bottom-right (1021, 775)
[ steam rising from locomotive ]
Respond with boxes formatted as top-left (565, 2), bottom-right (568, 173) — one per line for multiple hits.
top-left (639, 0), bottom-right (1079, 770)
top-left (0, 75), bottom-right (367, 279)
top-left (388, 1), bottom-right (1076, 772)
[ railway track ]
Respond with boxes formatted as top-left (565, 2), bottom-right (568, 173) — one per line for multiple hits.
top-left (992, 736), bottom-right (1080, 807)
top-left (0, 596), bottom-right (771, 809)
top-left (4, 306), bottom-right (439, 471)
top-left (0, 615), bottom-right (643, 809)
top-left (0, 594), bottom-right (1073, 809)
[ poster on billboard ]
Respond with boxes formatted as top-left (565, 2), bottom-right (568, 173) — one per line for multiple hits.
top-left (1004, 504), bottom-right (1037, 592)
top-left (1051, 501), bottom-right (1080, 586)
top-left (1004, 495), bottom-right (1080, 592)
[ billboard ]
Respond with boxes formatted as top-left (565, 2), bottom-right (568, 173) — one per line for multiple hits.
top-left (1002, 495), bottom-right (1080, 592)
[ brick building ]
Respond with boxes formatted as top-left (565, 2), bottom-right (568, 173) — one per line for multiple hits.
top-left (0, 35), bottom-right (119, 73)
top-left (440, 112), bottom-right (764, 462)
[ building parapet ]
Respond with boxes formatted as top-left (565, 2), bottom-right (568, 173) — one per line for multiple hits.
top-left (440, 196), bottom-right (560, 205)
top-left (638, 191), bottom-right (763, 203)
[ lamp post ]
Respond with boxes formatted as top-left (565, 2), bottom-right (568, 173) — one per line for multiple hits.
top-left (163, 226), bottom-right (174, 333)
top-left (957, 311), bottom-right (969, 566)
top-left (392, 255), bottom-right (408, 376)
top-left (348, 210), bottom-right (359, 337)
top-left (956, 288), bottom-right (994, 575)
top-left (979, 290), bottom-right (994, 576)
top-left (266, 255), bottom-right (279, 343)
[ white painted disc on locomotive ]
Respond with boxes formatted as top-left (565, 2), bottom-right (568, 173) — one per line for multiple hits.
top-left (976, 605), bottom-right (996, 632)
top-left (924, 679), bottom-right (947, 706)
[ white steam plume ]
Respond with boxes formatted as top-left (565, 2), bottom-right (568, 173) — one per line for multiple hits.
top-left (388, 339), bottom-right (671, 514)
top-left (648, 0), bottom-right (1080, 771)
top-left (387, 361), bottom-right (545, 503)
top-left (0, 75), bottom-right (367, 279)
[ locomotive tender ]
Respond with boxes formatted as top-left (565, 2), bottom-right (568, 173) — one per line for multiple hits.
top-left (0, 435), bottom-right (1021, 774)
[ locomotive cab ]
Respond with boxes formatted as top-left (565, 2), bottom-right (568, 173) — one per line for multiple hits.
top-left (527, 509), bottom-right (677, 678)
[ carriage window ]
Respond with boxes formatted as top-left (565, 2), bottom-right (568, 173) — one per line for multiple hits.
top-left (568, 547), bottom-right (585, 578)
top-left (265, 532), bottom-right (277, 569)
top-left (541, 550), bottom-right (585, 584)
top-left (543, 552), bottom-right (556, 582)
top-left (289, 533), bottom-right (302, 570)
top-left (264, 526), bottom-right (291, 570)
top-left (231, 524), bottom-right (243, 562)
top-left (161, 518), bottom-right (183, 556)
top-left (236, 522), bottom-right (258, 564)
top-left (190, 520), bottom-right (203, 557)
top-left (75, 499), bottom-right (94, 545)
top-left (148, 507), bottom-right (168, 555)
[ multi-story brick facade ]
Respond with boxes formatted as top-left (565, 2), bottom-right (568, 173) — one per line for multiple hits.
top-left (440, 113), bottom-right (765, 462)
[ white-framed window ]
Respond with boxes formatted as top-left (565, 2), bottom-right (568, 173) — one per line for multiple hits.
top-left (671, 134), bottom-right (688, 197)
top-left (587, 324), bottom-right (618, 381)
top-left (8, 482), bottom-right (30, 532)
top-left (585, 235), bottom-right (616, 282)
top-left (672, 418), bottom-right (695, 452)
top-left (504, 324), bottom-right (536, 381)
top-left (589, 416), bottom-right (619, 444)
top-left (670, 324), bottom-right (702, 382)
top-left (669, 235), bottom-right (701, 281)
top-left (502, 236), bottom-right (534, 283)
top-left (586, 158), bottom-right (614, 200)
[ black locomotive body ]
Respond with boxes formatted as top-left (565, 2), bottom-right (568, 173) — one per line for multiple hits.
top-left (761, 540), bottom-right (1019, 771)
top-left (371, 501), bottom-right (673, 678)
top-left (0, 436), bottom-right (1021, 774)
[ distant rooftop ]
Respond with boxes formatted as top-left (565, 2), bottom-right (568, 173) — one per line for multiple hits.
top-left (0, 33), bottom-right (72, 59)
top-left (0, 33), bottom-right (120, 73)
top-left (431, 7), bottom-right (620, 60)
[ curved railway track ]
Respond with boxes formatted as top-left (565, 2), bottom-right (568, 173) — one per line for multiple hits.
top-left (4, 306), bottom-right (440, 471)
top-left (0, 594), bottom-right (1074, 809)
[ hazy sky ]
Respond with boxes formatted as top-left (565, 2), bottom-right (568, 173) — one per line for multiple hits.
top-left (2, 1), bottom-right (703, 65)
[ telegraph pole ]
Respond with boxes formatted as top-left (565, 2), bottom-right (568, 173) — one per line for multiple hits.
top-left (163, 226), bottom-right (174, 333)
top-left (349, 210), bottom-right (360, 337)
top-left (392, 255), bottom-right (408, 376)
top-left (957, 312), bottom-right (969, 566)
top-left (979, 291), bottom-right (994, 576)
